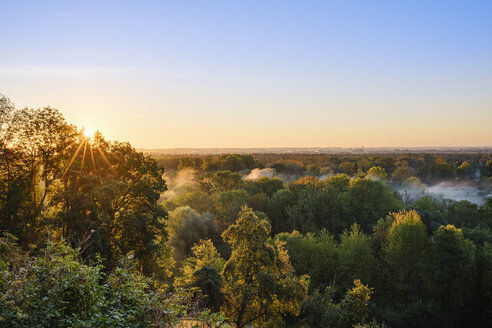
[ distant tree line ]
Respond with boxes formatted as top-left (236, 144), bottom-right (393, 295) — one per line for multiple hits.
top-left (154, 152), bottom-right (492, 183)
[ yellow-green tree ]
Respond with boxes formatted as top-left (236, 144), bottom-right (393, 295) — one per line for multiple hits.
top-left (381, 210), bottom-right (431, 303)
top-left (338, 224), bottom-right (374, 293)
top-left (457, 160), bottom-right (473, 179)
top-left (176, 239), bottom-right (225, 311)
top-left (176, 239), bottom-right (224, 287)
top-left (221, 207), bottom-right (308, 328)
top-left (366, 166), bottom-right (387, 182)
top-left (300, 279), bottom-right (375, 328)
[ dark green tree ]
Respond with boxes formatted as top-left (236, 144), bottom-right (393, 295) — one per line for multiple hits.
top-left (342, 178), bottom-right (403, 232)
top-left (431, 225), bottom-right (476, 326)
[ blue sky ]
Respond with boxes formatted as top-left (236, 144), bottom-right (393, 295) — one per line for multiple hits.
top-left (1, 0), bottom-right (491, 148)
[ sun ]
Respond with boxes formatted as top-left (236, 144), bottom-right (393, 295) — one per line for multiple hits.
top-left (83, 127), bottom-right (95, 138)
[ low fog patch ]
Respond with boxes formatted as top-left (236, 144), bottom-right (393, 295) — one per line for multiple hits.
top-left (398, 180), bottom-right (492, 205)
top-left (277, 172), bottom-right (303, 183)
top-left (426, 182), bottom-right (490, 205)
top-left (243, 168), bottom-right (276, 180)
top-left (319, 173), bottom-right (334, 180)
top-left (162, 168), bottom-right (196, 200)
top-left (242, 167), bottom-right (303, 183)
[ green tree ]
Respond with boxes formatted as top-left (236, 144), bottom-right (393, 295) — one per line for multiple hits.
top-left (214, 190), bottom-right (249, 232)
top-left (178, 157), bottom-right (197, 170)
top-left (300, 280), bottom-right (375, 328)
top-left (266, 189), bottom-right (297, 234)
top-left (326, 173), bottom-right (351, 192)
top-left (192, 266), bottom-right (224, 312)
top-left (430, 159), bottom-right (456, 180)
top-left (446, 200), bottom-right (480, 228)
top-left (391, 165), bottom-right (413, 183)
top-left (431, 225), bottom-right (476, 326)
top-left (177, 239), bottom-right (225, 287)
top-left (342, 178), bottom-right (403, 232)
top-left (367, 166), bottom-right (387, 182)
top-left (203, 154), bottom-right (261, 172)
top-left (221, 208), bottom-right (308, 328)
top-left (483, 159), bottom-right (492, 177)
top-left (358, 158), bottom-right (373, 172)
top-left (338, 224), bottom-right (374, 293)
top-left (0, 104), bottom-right (77, 246)
top-left (212, 170), bottom-right (244, 191)
top-left (176, 239), bottom-right (225, 311)
top-left (380, 210), bottom-right (431, 304)
top-left (480, 196), bottom-right (492, 228)
top-left (337, 279), bottom-right (374, 327)
top-left (52, 137), bottom-right (169, 278)
top-left (167, 206), bottom-right (215, 261)
top-left (457, 160), bottom-right (473, 179)
top-left (276, 230), bottom-right (338, 290)
top-left (162, 190), bottom-right (215, 214)
top-left (338, 161), bottom-right (357, 176)
top-left (0, 235), bottom-right (226, 327)
top-left (197, 170), bottom-right (244, 193)
top-left (287, 185), bottom-right (343, 233)
top-left (473, 242), bottom-right (492, 326)
top-left (244, 176), bottom-right (284, 197)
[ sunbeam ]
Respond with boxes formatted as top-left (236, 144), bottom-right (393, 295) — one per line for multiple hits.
top-left (89, 144), bottom-right (97, 173)
top-left (62, 139), bottom-right (85, 179)
top-left (80, 140), bottom-right (88, 173)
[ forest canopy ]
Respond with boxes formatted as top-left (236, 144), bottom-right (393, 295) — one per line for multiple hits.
top-left (1, 95), bottom-right (492, 327)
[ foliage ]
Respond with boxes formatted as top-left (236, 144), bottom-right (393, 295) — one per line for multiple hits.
top-left (3, 95), bottom-right (492, 327)
top-left (177, 239), bottom-right (225, 287)
top-left (446, 200), bottom-right (480, 228)
top-left (201, 154), bottom-right (262, 172)
top-left (52, 138), bottom-right (169, 277)
top-left (276, 230), bottom-right (338, 291)
top-left (162, 190), bottom-right (215, 214)
top-left (221, 208), bottom-right (308, 328)
top-left (167, 206), bottom-right (215, 261)
top-left (300, 280), bottom-right (376, 328)
top-left (391, 166), bottom-right (414, 183)
top-left (342, 178), bottom-right (403, 232)
top-left (243, 176), bottom-right (284, 197)
top-left (457, 160), bottom-right (473, 179)
top-left (213, 190), bottom-right (249, 232)
top-left (0, 103), bottom-right (77, 246)
top-left (0, 236), bottom-right (225, 328)
top-left (380, 210), bottom-right (431, 304)
top-left (338, 161), bottom-right (357, 176)
top-left (367, 166), bottom-right (387, 181)
top-left (287, 185), bottom-right (343, 233)
top-left (266, 189), bottom-right (297, 234)
top-left (430, 159), bottom-right (456, 180)
top-left (431, 225), bottom-right (476, 326)
top-left (337, 224), bottom-right (374, 293)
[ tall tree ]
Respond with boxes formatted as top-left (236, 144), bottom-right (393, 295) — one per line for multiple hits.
top-left (167, 206), bottom-right (215, 261)
top-left (52, 136), bottom-right (170, 277)
top-left (221, 208), bottom-right (308, 328)
top-left (342, 178), bottom-right (403, 232)
top-left (380, 210), bottom-right (431, 304)
top-left (337, 224), bottom-right (374, 293)
top-left (0, 101), bottom-right (77, 246)
top-left (431, 225), bottom-right (476, 326)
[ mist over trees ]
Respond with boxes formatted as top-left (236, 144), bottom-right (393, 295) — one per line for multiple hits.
top-left (1, 95), bottom-right (492, 327)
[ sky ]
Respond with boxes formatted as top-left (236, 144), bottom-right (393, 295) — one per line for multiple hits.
top-left (1, 0), bottom-right (491, 148)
